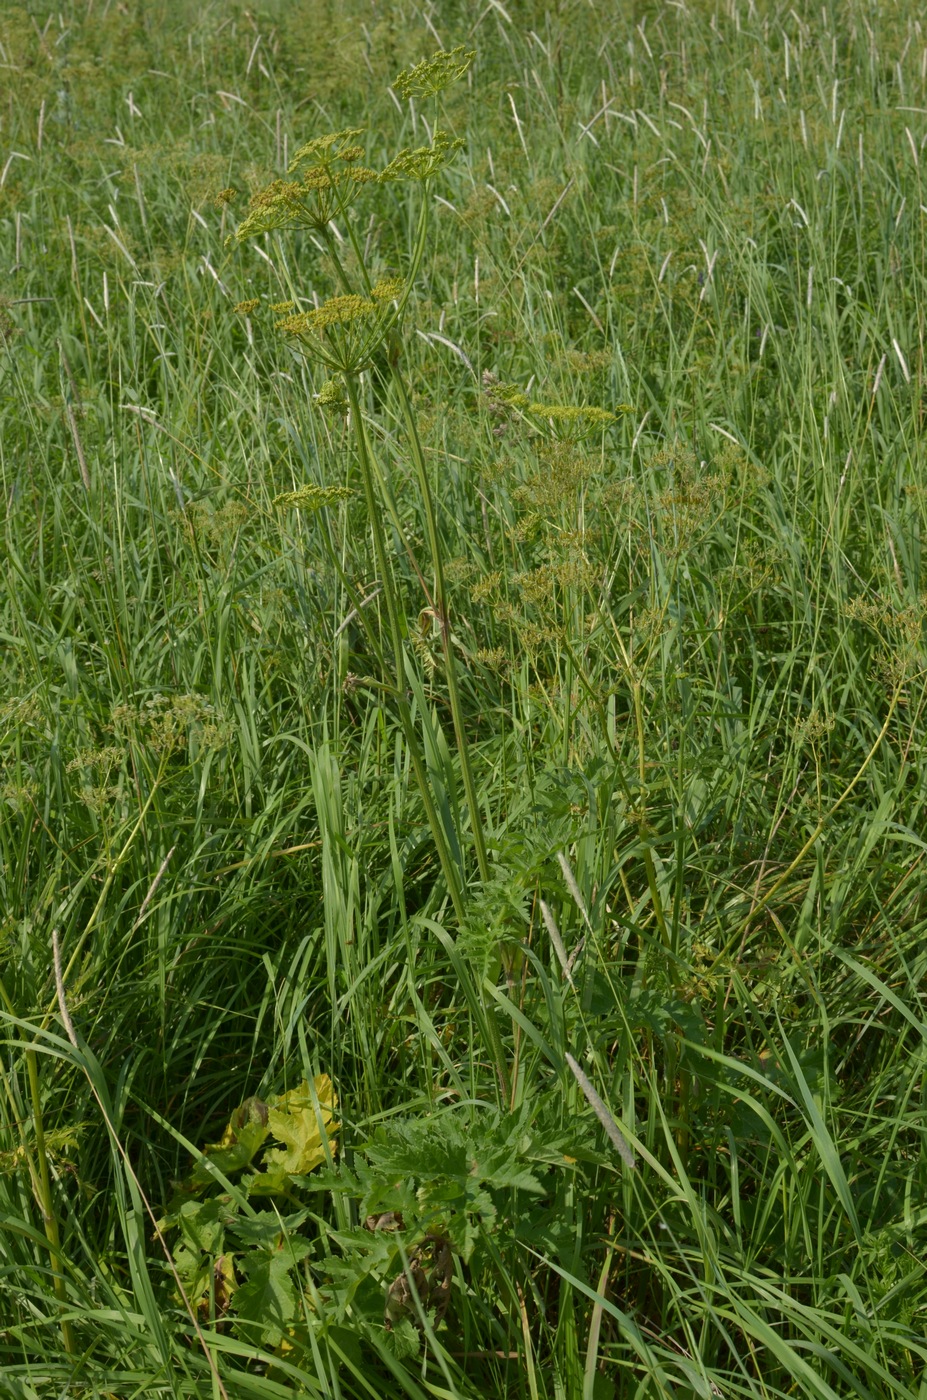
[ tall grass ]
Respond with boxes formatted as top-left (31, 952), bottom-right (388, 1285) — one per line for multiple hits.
top-left (2, 0), bottom-right (927, 1395)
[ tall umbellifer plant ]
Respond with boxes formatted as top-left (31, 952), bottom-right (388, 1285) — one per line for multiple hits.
top-left (229, 50), bottom-right (509, 1089)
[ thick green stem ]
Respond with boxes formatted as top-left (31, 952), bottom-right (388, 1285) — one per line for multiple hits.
top-left (335, 202), bottom-right (492, 886)
top-left (343, 373), bottom-right (466, 922)
top-left (632, 676), bottom-right (670, 951)
top-left (387, 365), bottom-right (492, 886)
top-left (322, 206), bottom-right (509, 1094)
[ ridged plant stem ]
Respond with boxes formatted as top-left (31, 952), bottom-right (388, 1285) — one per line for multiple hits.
top-left (343, 372), bottom-right (466, 923)
top-left (340, 199), bottom-right (492, 886)
top-left (388, 364), bottom-right (492, 886)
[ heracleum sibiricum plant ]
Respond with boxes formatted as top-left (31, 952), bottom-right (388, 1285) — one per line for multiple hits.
top-left (12, 3), bottom-right (927, 1392)
top-left (228, 48), bottom-right (512, 1090)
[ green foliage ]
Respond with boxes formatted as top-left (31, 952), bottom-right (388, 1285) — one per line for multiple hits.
top-left (353, 1107), bottom-right (545, 1258)
top-left (158, 1078), bottom-right (335, 1351)
top-left (312, 1102), bottom-right (580, 1359)
top-left (3, 0), bottom-right (927, 1396)
top-left (183, 1077), bottom-right (338, 1191)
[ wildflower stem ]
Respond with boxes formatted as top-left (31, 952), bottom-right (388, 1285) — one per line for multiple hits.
top-left (337, 199), bottom-right (492, 885)
top-left (388, 364), bottom-right (492, 886)
top-left (342, 372), bottom-right (466, 921)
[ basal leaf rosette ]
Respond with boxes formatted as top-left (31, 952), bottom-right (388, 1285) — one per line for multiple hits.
top-left (182, 1075), bottom-right (339, 1191)
top-left (275, 279), bottom-right (405, 373)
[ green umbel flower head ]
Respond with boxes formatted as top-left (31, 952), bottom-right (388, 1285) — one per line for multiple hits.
top-left (287, 127), bottom-right (366, 172)
top-left (380, 131), bottom-right (465, 183)
top-left (232, 128), bottom-right (378, 243)
top-left (527, 401), bottom-right (633, 441)
top-left (274, 484), bottom-right (353, 511)
top-left (393, 46), bottom-right (475, 99)
top-left (275, 280), bottom-right (406, 374)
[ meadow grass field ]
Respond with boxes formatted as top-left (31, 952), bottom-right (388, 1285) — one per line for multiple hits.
top-left (2, 0), bottom-right (927, 1395)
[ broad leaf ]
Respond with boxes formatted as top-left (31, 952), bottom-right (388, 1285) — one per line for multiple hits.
top-left (263, 1076), bottom-right (339, 1177)
top-left (177, 1197), bottom-right (234, 1254)
top-left (192, 1098), bottom-right (270, 1184)
top-left (231, 1252), bottom-right (297, 1345)
top-left (232, 1209), bottom-right (309, 1249)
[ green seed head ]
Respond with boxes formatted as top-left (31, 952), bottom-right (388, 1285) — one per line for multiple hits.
top-left (274, 484), bottom-right (353, 511)
top-left (287, 127), bottom-right (366, 173)
top-left (393, 46), bottom-right (475, 100)
top-left (379, 131), bottom-right (465, 183)
top-left (276, 291), bottom-right (401, 373)
top-left (282, 295), bottom-right (377, 332)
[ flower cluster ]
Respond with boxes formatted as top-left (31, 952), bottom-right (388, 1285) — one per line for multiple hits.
top-left (227, 49), bottom-right (473, 375)
top-left (230, 47), bottom-right (474, 247)
top-left (231, 129), bottom-right (378, 243)
top-left (274, 279), bottom-right (405, 373)
top-left (274, 484), bottom-right (353, 511)
top-left (392, 45), bottom-right (475, 100)
top-left (314, 378), bottom-right (349, 413)
top-left (380, 131), bottom-right (465, 183)
top-left (527, 401), bottom-right (631, 441)
top-left (233, 116), bottom-right (466, 248)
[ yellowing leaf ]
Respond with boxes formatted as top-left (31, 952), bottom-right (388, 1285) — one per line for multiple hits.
top-left (213, 1252), bottom-right (237, 1318)
top-left (263, 1076), bottom-right (339, 1178)
top-left (190, 1098), bottom-right (270, 1185)
top-left (207, 1096), bottom-right (269, 1153)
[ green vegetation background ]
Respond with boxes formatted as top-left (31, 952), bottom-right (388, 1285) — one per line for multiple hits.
top-left (2, 0), bottom-right (927, 1395)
